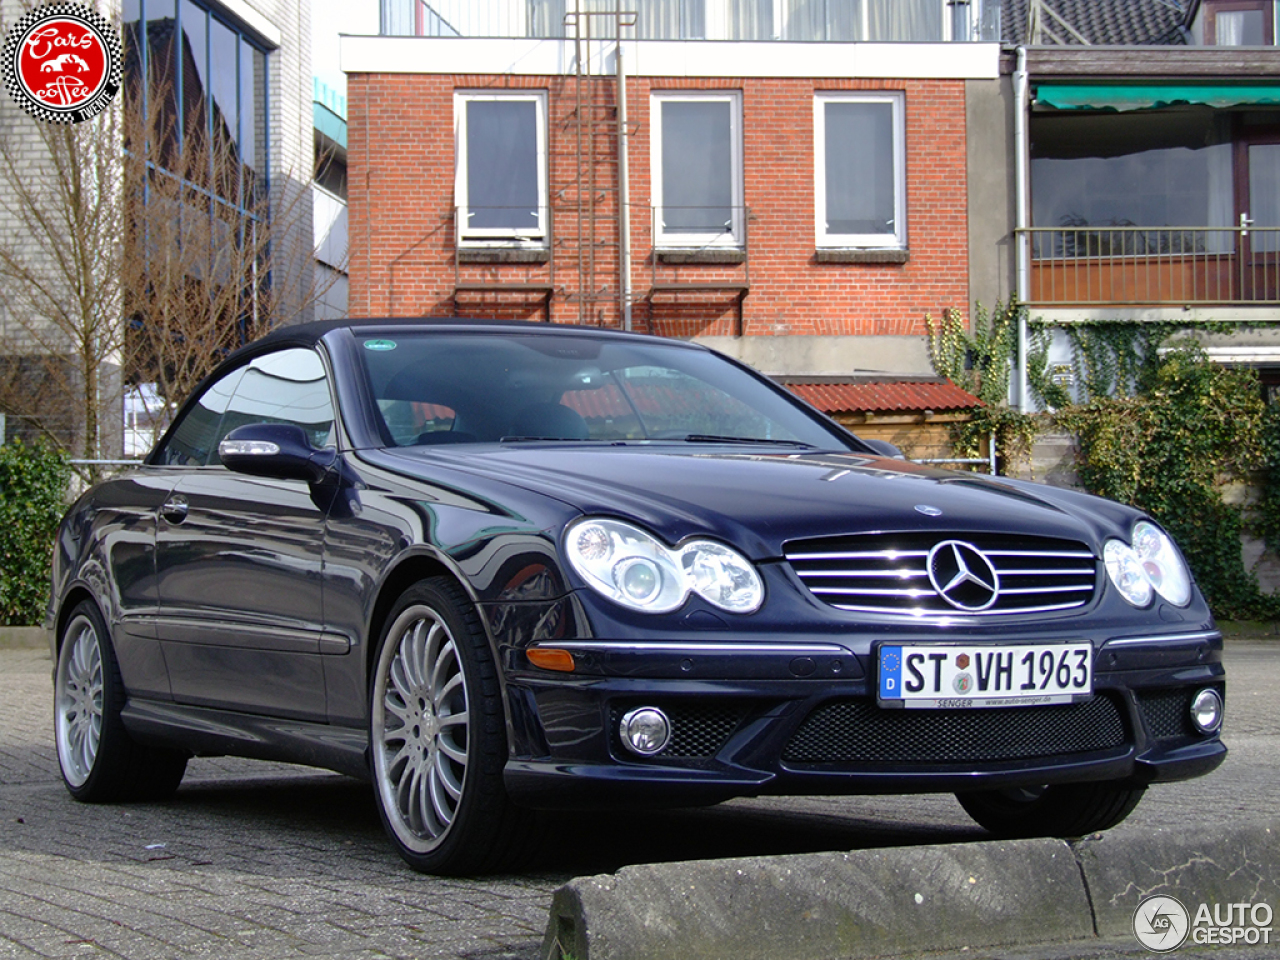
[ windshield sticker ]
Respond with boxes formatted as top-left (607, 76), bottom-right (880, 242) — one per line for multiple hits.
top-left (364, 339), bottom-right (397, 352)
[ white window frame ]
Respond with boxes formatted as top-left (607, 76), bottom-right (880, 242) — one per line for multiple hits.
top-left (813, 91), bottom-right (907, 250)
top-left (651, 91), bottom-right (745, 248)
top-left (454, 90), bottom-right (548, 247)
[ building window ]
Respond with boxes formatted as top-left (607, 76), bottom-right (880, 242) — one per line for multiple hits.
top-left (455, 91), bottom-right (548, 246)
top-left (1203, 0), bottom-right (1273, 44)
top-left (814, 92), bottom-right (906, 249)
top-left (123, 0), bottom-right (270, 206)
top-left (651, 91), bottom-right (744, 248)
top-left (1030, 110), bottom-right (1235, 254)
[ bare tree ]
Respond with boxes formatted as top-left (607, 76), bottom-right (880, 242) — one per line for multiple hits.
top-left (0, 67), bottom-right (335, 472)
top-left (0, 94), bottom-right (125, 478)
top-left (120, 78), bottom-right (323, 450)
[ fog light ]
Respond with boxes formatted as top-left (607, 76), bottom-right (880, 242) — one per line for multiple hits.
top-left (619, 707), bottom-right (671, 756)
top-left (1190, 688), bottom-right (1223, 734)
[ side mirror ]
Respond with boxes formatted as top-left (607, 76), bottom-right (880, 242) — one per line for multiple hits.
top-left (218, 423), bottom-right (337, 484)
top-left (862, 438), bottom-right (906, 459)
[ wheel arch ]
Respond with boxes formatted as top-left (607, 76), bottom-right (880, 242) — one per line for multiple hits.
top-left (53, 585), bottom-right (104, 654)
top-left (365, 555), bottom-right (508, 707)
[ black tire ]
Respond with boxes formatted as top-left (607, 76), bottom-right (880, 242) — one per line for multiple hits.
top-left (369, 577), bottom-right (530, 875)
top-left (54, 600), bottom-right (188, 802)
top-left (956, 781), bottom-right (1146, 839)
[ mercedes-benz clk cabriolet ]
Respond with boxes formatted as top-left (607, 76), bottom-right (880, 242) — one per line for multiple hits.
top-left (49, 319), bottom-right (1225, 874)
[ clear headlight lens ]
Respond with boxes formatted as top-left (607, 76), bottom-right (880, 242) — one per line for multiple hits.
top-left (1131, 520), bottom-right (1191, 606)
top-left (565, 518), bottom-right (763, 614)
top-left (1104, 540), bottom-right (1152, 607)
top-left (1104, 521), bottom-right (1191, 608)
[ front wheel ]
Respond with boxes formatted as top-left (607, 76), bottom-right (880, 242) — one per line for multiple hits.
top-left (54, 600), bottom-right (187, 802)
top-left (369, 578), bottom-right (529, 874)
top-left (956, 782), bottom-right (1145, 838)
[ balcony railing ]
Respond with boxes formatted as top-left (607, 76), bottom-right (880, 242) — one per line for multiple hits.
top-left (1020, 225), bottom-right (1280, 307)
top-left (379, 0), bottom-right (1002, 42)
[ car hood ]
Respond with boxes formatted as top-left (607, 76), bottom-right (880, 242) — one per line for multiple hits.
top-left (377, 445), bottom-right (1134, 560)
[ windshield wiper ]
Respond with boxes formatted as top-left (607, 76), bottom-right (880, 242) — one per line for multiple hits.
top-left (675, 434), bottom-right (815, 448)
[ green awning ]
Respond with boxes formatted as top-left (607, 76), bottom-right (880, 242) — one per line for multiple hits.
top-left (1036, 84), bottom-right (1280, 112)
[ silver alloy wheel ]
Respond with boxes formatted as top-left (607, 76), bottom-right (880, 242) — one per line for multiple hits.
top-left (372, 605), bottom-right (470, 853)
top-left (55, 614), bottom-right (105, 788)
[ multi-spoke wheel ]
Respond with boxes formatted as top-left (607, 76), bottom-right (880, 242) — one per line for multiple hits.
top-left (55, 612), bottom-right (104, 789)
top-left (957, 781), bottom-right (1146, 838)
top-left (370, 578), bottom-right (527, 875)
top-left (54, 600), bottom-right (187, 802)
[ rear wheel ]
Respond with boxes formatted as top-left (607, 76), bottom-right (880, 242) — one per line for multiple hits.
top-left (956, 782), bottom-right (1145, 838)
top-left (370, 578), bottom-right (529, 874)
top-left (54, 601), bottom-right (187, 802)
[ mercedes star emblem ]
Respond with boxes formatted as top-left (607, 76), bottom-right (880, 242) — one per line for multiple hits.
top-left (927, 540), bottom-right (1000, 611)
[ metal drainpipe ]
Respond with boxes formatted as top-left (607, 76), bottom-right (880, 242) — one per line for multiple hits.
top-left (616, 22), bottom-right (632, 331)
top-left (1014, 45), bottom-right (1031, 413)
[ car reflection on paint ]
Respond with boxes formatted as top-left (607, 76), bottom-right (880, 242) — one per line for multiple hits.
top-left (48, 319), bottom-right (1225, 875)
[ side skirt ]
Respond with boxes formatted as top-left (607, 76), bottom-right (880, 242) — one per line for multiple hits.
top-left (121, 699), bottom-right (371, 781)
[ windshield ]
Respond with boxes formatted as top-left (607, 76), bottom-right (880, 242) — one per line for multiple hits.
top-left (350, 332), bottom-right (859, 450)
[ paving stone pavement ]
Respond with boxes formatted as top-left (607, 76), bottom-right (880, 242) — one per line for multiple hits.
top-left (2, 640), bottom-right (1276, 959)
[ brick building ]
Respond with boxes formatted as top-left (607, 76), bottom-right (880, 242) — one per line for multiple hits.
top-left (343, 3), bottom-right (1004, 383)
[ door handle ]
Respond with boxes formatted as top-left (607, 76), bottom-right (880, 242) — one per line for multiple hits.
top-left (1241, 212), bottom-right (1254, 237)
top-left (161, 495), bottom-right (189, 524)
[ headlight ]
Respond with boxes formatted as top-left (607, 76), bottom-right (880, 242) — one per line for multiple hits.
top-left (565, 518), bottom-right (764, 614)
top-left (1131, 520), bottom-right (1191, 606)
top-left (1104, 521), bottom-right (1191, 608)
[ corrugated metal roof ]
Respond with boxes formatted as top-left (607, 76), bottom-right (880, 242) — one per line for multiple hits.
top-left (785, 381), bottom-right (982, 414)
top-left (1005, 0), bottom-right (1189, 46)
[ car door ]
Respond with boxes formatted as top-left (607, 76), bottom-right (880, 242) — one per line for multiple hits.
top-left (155, 347), bottom-right (337, 721)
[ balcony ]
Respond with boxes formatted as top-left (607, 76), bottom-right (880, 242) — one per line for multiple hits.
top-left (379, 0), bottom-right (1002, 42)
top-left (1020, 225), bottom-right (1280, 307)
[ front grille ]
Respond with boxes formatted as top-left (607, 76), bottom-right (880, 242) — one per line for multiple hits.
top-left (784, 532), bottom-right (1098, 617)
top-left (1137, 685), bottom-right (1223, 739)
top-left (610, 703), bottom-right (747, 759)
top-left (782, 695), bottom-right (1127, 765)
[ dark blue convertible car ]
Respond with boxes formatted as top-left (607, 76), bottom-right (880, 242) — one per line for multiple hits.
top-left (48, 319), bottom-right (1225, 874)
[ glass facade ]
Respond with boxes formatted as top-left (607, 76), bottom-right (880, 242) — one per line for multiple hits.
top-left (122, 0), bottom-right (269, 208)
top-left (380, 0), bottom-right (999, 41)
top-left (120, 0), bottom-right (275, 403)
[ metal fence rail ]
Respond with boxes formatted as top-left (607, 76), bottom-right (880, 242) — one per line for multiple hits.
top-left (1019, 225), bottom-right (1280, 306)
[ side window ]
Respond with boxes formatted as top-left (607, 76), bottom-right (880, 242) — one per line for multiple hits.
top-left (211, 348), bottom-right (337, 465)
top-left (153, 367), bottom-right (246, 466)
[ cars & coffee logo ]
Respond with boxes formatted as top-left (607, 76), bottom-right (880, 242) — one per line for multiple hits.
top-left (2, 3), bottom-right (121, 123)
top-left (1133, 895), bottom-right (1190, 952)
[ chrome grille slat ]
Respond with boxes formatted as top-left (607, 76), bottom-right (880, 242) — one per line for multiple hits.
top-left (999, 585), bottom-right (1094, 595)
top-left (785, 532), bottom-right (1098, 618)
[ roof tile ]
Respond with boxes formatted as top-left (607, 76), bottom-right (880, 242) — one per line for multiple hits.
top-left (785, 381), bottom-right (982, 415)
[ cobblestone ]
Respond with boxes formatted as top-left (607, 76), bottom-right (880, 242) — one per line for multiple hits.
top-left (2, 641), bottom-right (1276, 959)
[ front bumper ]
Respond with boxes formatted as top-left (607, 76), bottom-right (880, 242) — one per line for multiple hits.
top-left (501, 634), bottom-right (1227, 809)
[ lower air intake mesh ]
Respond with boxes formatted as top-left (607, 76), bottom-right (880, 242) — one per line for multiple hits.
top-left (783, 695), bottom-right (1127, 765)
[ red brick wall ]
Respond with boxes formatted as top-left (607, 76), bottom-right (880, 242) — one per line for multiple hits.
top-left (347, 72), bottom-right (969, 337)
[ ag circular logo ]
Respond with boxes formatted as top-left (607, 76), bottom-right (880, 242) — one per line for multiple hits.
top-left (1133, 894), bottom-right (1190, 952)
top-left (2, 3), bottom-right (121, 124)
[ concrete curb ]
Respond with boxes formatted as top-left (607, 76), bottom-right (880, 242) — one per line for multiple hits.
top-left (541, 821), bottom-right (1279, 960)
top-left (0, 626), bottom-right (45, 650)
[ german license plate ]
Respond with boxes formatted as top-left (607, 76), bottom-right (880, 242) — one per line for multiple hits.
top-left (877, 642), bottom-right (1093, 709)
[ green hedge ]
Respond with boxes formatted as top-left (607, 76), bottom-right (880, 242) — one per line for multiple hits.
top-left (1055, 347), bottom-right (1279, 621)
top-left (0, 440), bottom-right (71, 626)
